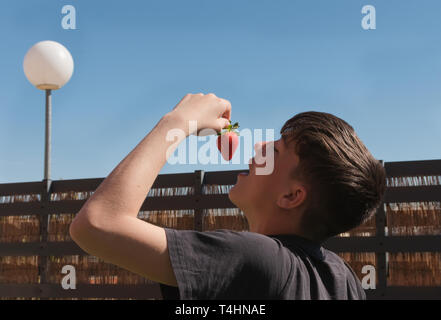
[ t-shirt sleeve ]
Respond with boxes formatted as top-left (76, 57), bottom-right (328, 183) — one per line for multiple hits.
top-left (342, 260), bottom-right (367, 300)
top-left (162, 228), bottom-right (293, 300)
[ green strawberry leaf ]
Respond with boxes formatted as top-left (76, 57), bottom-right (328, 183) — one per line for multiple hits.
top-left (218, 120), bottom-right (240, 135)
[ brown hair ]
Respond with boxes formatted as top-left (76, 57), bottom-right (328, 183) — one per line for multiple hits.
top-left (280, 111), bottom-right (386, 241)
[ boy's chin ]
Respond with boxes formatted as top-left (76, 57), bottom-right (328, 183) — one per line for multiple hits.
top-left (228, 187), bottom-right (237, 204)
top-left (228, 185), bottom-right (244, 208)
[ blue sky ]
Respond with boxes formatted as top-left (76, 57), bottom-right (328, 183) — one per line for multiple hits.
top-left (1, 0), bottom-right (440, 183)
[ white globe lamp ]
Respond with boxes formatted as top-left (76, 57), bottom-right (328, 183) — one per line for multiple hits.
top-left (23, 40), bottom-right (74, 182)
top-left (23, 40), bottom-right (74, 90)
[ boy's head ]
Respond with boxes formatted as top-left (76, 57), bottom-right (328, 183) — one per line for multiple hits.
top-left (229, 111), bottom-right (386, 242)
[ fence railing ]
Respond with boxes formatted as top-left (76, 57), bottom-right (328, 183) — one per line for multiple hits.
top-left (0, 160), bottom-right (440, 300)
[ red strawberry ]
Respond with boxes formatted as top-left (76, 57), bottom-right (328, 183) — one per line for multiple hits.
top-left (217, 121), bottom-right (239, 161)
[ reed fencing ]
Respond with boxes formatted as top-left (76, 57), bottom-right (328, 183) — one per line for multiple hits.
top-left (0, 160), bottom-right (440, 300)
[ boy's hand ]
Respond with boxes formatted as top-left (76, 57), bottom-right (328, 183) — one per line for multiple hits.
top-left (168, 93), bottom-right (232, 136)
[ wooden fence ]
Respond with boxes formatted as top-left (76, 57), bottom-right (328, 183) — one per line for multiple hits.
top-left (0, 160), bottom-right (440, 300)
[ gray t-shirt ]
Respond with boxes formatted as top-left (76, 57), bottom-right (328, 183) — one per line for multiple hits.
top-left (159, 228), bottom-right (366, 300)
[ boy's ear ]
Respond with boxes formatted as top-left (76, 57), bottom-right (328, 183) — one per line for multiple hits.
top-left (276, 185), bottom-right (307, 210)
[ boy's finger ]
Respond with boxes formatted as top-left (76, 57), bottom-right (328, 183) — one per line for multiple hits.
top-left (219, 98), bottom-right (231, 120)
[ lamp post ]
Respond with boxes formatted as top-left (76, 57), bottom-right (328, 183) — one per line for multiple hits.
top-left (23, 40), bottom-right (74, 184)
top-left (23, 41), bottom-right (74, 287)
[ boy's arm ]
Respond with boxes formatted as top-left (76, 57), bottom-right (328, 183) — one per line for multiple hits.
top-left (69, 93), bottom-right (231, 286)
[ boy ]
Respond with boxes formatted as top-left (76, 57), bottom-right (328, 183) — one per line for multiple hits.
top-left (69, 93), bottom-right (386, 299)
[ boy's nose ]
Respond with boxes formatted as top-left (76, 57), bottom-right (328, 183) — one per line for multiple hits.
top-left (254, 141), bottom-right (272, 163)
top-left (250, 142), bottom-right (264, 165)
top-left (254, 141), bottom-right (273, 156)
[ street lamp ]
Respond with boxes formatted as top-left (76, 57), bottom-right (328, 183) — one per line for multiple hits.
top-left (23, 40), bottom-right (74, 183)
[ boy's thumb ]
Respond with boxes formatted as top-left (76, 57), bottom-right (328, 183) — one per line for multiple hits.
top-left (218, 118), bottom-right (230, 131)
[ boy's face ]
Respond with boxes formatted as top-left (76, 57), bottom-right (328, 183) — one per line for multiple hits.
top-left (229, 138), bottom-right (301, 217)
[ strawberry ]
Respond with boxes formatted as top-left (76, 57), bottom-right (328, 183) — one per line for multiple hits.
top-left (217, 121), bottom-right (239, 161)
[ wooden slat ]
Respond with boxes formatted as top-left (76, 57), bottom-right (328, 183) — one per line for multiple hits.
top-left (384, 185), bottom-right (441, 203)
top-left (42, 173), bottom-right (196, 195)
top-left (2, 235), bottom-right (440, 257)
top-left (0, 242), bottom-right (85, 256)
top-left (0, 242), bottom-right (43, 256)
top-left (140, 196), bottom-right (196, 211)
top-left (194, 170), bottom-right (204, 231)
top-left (0, 201), bottom-right (42, 217)
top-left (0, 284), bottom-right (41, 298)
top-left (51, 178), bottom-right (103, 193)
top-left (324, 237), bottom-right (377, 253)
top-left (0, 194), bottom-right (235, 217)
top-left (45, 241), bottom-right (85, 255)
top-left (0, 284), bottom-right (162, 299)
top-left (375, 203), bottom-right (387, 292)
top-left (323, 235), bottom-right (441, 253)
top-left (385, 160), bottom-right (441, 177)
top-left (0, 181), bottom-right (42, 196)
top-left (0, 200), bottom-right (87, 217)
top-left (74, 194), bottom-right (230, 212)
top-left (47, 200), bottom-right (86, 214)
top-left (204, 170), bottom-right (247, 185)
top-left (198, 194), bottom-right (235, 209)
top-left (152, 173), bottom-right (195, 188)
top-left (385, 235), bottom-right (441, 252)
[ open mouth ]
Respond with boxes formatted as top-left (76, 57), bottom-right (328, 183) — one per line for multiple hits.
top-left (238, 163), bottom-right (252, 177)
